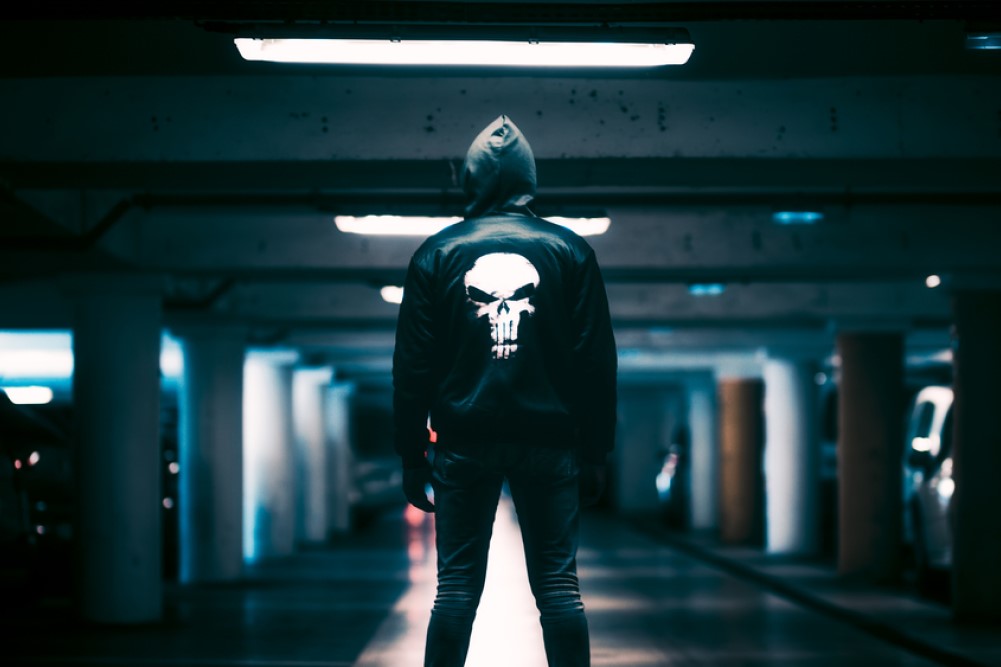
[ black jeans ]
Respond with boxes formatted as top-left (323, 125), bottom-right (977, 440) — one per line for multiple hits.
top-left (425, 442), bottom-right (590, 667)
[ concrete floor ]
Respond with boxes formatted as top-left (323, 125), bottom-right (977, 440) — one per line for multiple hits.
top-left (3, 499), bottom-right (982, 667)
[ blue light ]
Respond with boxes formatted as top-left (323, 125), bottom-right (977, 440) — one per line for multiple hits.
top-left (966, 33), bottom-right (1001, 50)
top-left (772, 211), bottom-right (824, 225)
top-left (689, 283), bottom-right (726, 297)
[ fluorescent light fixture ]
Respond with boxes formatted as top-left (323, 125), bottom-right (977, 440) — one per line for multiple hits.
top-left (336, 215), bottom-right (461, 237)
top-left (160, 333), bottom-right (184, 379)
top-left (335, 215), bottom-right (610, 237)
top-left (966, 33), bottom-right (1001, 50)
top-left (547, 216), bottom-right (611, 236)
top-left (0, 331), bottom-right (184, 381)
top-left (688, 283), bottom-right (726, 297)
top-left (772, 211), bottom-right (824, 225)
top-left (0, 349), bottom-right (74, 380)
top-left (381, 286), bottom-right (405, 305)
top-left (2, 386), bottom-right (54, 405)
top-left (235, 38), bottom-right (693, 67)
top-left (925, 274), bottom-right (942, 289)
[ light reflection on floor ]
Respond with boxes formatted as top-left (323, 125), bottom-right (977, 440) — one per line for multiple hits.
top-left (355, 496), bottom-right (548, 667)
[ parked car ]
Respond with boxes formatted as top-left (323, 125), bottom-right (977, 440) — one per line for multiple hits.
top-left (0, 390), bottom-right (73, 599)
top-left (655, 424), bottom-right (689, 528)
top-left (902, 385), bottom-right (954, 594)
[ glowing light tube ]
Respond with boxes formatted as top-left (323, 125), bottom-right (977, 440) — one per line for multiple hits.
top-left (1, 386), bottom-right (54, 405)
top-left (235, 38), bottom-right (694, 67)
top-left (335, 215), bottom-right (610, 237)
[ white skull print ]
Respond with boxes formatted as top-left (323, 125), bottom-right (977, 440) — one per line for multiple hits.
top-left (464, 253), bottom-right (541, 359)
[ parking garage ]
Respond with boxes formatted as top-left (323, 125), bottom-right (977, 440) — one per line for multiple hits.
top-left (1, 2), bottom-right (1001, 666)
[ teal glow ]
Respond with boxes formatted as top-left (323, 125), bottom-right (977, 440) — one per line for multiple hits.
top-left (966, 33), bottom-right (1001, 50)
top-left (688, 284), bottom-right (726, 297)
top-left (772, 211), bottom-right (823, 225)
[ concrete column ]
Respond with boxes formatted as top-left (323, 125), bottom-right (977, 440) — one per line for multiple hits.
top-left (614, 386), bottom-right (665, 512)
top-left (763, 358), bottom-right (820, 555)
top-left (243, 351), bottom-right (297, 562)
top-left (325, 382), bottom-right (355, 535)
top-left (718, 378), bottom-right (765, 545)
top-left (293, 367), bottom-right (333, 544)
top-left (951, 290), bottom-right (1001, 622)
top-left (177, 328), bottom-right (245, 583)
top-left (687, 374), bottom-right (719, 531)
top-left (73, 289), bottom-right (163, 623)
top-left (837, 332), bottom-right (903, 581)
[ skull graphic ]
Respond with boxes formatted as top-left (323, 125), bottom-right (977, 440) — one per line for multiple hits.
top-left (464, 253), bottom-right (540, 359)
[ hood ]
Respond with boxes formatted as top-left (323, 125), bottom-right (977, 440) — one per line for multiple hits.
top-left (460, 115), bottom-right (537, 219)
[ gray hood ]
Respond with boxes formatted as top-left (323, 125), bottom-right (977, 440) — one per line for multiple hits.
top-left (460, 115), bottom-right (537, 219)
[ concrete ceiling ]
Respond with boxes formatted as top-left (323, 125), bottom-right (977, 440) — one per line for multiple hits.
top-left (1, 1), bottom-right (999, 371)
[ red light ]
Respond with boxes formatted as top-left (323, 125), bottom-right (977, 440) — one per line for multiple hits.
top-left (13, 460), bottom-right (22, 470)
top-left (404, 504), bottom-right (426, 527)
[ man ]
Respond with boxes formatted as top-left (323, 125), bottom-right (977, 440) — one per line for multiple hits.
top-left (393, 115), bottom-right (617, 667)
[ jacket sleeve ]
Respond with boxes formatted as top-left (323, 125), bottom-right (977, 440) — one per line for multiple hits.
top-left (392, 256), bottom-right (436, 469)
top-left (571, 248), bottom-right (618, 463)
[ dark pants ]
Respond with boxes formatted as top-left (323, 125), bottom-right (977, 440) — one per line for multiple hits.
top-left (425, 442), bottom-right (590, 667)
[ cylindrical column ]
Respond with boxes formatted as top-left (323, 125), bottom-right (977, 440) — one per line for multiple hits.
top-left (763, 358), bottom-right (819, 555)
top-left (687, 375), bottom-right (719, 531)
top-left (325, 382), bottom-right (355, 535)
top-left (952, 290), bottom-right (1001, 622)
top-left (177, 329), bottom-right (245, 583)
top-left (293, 367), bottom-right (333, 544)
top-left (837, 332), bottom-right (904, 581)
top-left (718, 378), bottom-right (765, 545)
top-left (73, 291), bottom-right (163, 623)
top-left (243, 352), bottom-right (297, 562)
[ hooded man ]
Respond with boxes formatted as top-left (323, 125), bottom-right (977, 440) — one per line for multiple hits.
top-left (393, 115), bottom-right (617, 667)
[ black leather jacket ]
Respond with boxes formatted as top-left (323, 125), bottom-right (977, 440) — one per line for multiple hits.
top-left (392, 116), bottom-right (617, 468)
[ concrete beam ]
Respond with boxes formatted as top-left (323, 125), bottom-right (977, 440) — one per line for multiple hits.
top-left (72, 203), bottom-right (1001, 282)
top-left (2, 75), bottom-right (1000, 162)
top-left (5, 158), bottom-right (1000, 193)
top-left (194, 280), bottom-right (949, 325)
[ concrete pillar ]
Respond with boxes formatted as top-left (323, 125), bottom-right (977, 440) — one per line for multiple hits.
top-left (614, 385), bottom-right (665, 512)
top-left (293, 367), bottom-right (333, 544)
top-left (177, 328), bottom-right (245, 583)
top-left (951, 290), bottom-right (1001, 622)
top-left (763, 358), bottom-right (819, 555)
top-left (325, 382), bottom-right (355, 534)
top-left (718, 378), bottom-right (765, 545)
top-left (837, 332), bottom-right (903, 581)
top-left (73, 288), bottom-right (163, 623)
top-left (687, 374), bottom-right (719, 531)
top-left (242, 351), bottom-right (297, 562)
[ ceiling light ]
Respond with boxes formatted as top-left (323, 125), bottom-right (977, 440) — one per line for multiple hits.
top-left (2, 386), bottom-right (54, 405)
top-left (925, 274), bottom-right (942, 289)
top-left (381, 286), bottom-right (405, 305)
top-left (235, 38), bottom-right (694, 67)
top-left (547, 217), bottom-right (611, 236)
top-left (336, 216), bottom-right (461, 237)
top-left (688, 284), bottom-right (726, 297)
top-left (334, 215), bottom-right (610, 237)
top-left (966, 33), bottom-right (1001, 50)
top-left (772, 211), bottom-right (824, 225)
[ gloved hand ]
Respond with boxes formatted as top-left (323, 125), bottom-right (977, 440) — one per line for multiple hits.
top-left (403, 465), bottom-right (435, 513)
top-left (579, 462), bottom-right (607, 508)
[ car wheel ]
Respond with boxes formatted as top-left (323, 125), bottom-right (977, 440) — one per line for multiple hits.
top-left (910, 501), bottom-right (952, 601)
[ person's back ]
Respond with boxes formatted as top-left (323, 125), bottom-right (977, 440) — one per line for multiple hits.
top-left (393, 115), bottom-right (617, 667)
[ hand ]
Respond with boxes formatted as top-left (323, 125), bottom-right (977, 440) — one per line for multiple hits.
top-left (403, 466), bottom-right (435, 513)
top-left (579, 463), bottom-right (607, 508)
